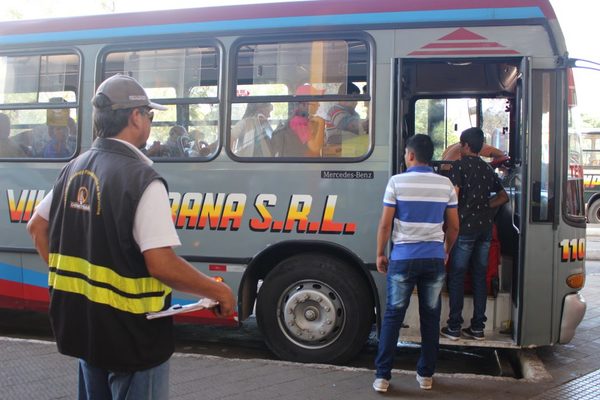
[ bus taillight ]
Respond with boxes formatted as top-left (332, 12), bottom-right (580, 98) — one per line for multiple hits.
top-left (566, 273), bottom-right (585, 289)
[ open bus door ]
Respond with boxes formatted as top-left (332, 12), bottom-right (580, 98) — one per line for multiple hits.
top-left (395, 56), bottom-right (587, 348)
top-left (516, 58), bottom-right (588, 346)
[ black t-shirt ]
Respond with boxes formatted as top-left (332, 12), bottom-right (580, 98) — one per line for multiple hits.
top-left (449, 155), bottom-right (505, 234)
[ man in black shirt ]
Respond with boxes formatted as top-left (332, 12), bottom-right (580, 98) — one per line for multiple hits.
top-left (441, 127), bottom-right (508, 341)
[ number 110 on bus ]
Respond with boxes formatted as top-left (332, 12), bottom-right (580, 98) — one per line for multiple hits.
top-left (559, 238), bottom-right (585, 262)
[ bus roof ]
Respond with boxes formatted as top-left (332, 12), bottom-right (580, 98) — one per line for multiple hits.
top-left (0, 0), bottom-right (558, 45)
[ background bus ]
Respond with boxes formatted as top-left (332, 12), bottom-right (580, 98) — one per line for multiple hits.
top-left (0, 0), bottom-right (587, 364)
top-left (581, 130), bottom-right (600, 222)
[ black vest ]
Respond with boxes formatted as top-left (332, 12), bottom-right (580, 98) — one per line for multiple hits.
top-left (48, 138), bottom-right (174, 372)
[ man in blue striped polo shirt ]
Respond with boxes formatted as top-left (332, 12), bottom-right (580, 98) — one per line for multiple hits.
top-left (373, 134), bottom-right (459, 393)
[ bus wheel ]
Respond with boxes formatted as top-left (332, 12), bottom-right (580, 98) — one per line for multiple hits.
top-left (589, 201), bottom-right (600, 223)
top-left (256, 253), bottom-right (373, 364)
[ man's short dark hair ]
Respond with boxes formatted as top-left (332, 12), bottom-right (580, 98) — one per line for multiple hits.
top-left (406, 134), bottom-right (434, 163)
top-left (91, 93), bottom-right (134, 138)
top-left (460, 127), bottom-right (484, 154)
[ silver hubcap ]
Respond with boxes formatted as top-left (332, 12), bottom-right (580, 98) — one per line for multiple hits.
top-left (278, 281), bottom-right (345, 349)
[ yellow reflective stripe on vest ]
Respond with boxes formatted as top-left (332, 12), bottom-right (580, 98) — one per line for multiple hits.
top-left (48, 253), bottom-right (172, 314)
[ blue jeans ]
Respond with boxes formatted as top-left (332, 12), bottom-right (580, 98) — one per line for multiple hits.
top-left (375, 258), bottom-right (445, 380)
top-left (78, 359), bottom-right (169, 400)
top-left (447, 229), bottom-right (492, 332)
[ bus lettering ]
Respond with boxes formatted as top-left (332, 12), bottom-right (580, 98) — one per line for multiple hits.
top-left (283, 195), bottom-right (312, 232)
top-left (249, 194), bottom-right (276, 232)
top-left (198, 193), bottom-right (226, 230)
top-left (175, 192), bottom-right (203, 229)
top-left (219, 193), bottom-right (246, 231)
top-left (167, 191), bottom-right (356, 234)
top-left (569, 164), bottom-right (583, 178)
top-left (7, 189), bottom-right (45, 223)
top-left (583, 174), bottom-right (600, 189)
top-left (320, 194), bottom-right (341, 233)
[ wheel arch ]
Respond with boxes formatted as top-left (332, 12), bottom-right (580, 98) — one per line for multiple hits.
top-left (238, 240), bottom-right (379, 322)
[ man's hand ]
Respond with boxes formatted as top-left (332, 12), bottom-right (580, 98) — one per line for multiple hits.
top-left (145, 247), bottom-right (236, 317)
top-left (376, 255), bottom-right (389, 274)
top-left (212, 287), bottom-right (235, 318)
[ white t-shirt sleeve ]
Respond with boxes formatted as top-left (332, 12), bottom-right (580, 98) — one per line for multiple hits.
top-left (133, 180), bottom-right (181, 252)
top-left (33, 189), bottom-right (53, 221)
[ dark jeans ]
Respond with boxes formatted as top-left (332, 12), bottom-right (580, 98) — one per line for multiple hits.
top-left (375, 258), bottom-right (445, 380)
top-left (446, 229), bottom-right (492, 332)
top-left (78, 359), bottom-right (169, 400)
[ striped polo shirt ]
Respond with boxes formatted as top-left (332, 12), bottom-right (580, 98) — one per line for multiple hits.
top-left (383, 166), bottom-right (458, 260)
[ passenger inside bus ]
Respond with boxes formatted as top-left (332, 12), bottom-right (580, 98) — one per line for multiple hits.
top-left (11, 130), bottom-right (34, 156)
top-left (0, 113), bottom-right (26, 158)
top-left (146, 125), bottom-right (191, 157)
top-left (441, 127), bottom-right (509, 342)
top-left (271, 84), bottom-right (325, 157)
top-left (43, 125), bottom-right (71, 158)
top-left (324, 82), bottom-right (368, 157)
top-left (231, 102), bottom-right (274, 157)
top-left (163, 125), bottom-right (190, 157)
top-left (440, 141), bottom-right (508, 172)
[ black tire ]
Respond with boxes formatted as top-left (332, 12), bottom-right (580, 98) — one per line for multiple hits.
top-left (256, 253), bottom-right (373, 364)
top-left (588, 201), bottom-right (600, 223)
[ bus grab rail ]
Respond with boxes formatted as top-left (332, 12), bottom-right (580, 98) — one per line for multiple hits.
top-left (509, 173), bottom-right (520, 235)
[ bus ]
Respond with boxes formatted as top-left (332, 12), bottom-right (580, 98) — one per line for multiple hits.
top-left (0, 0), bottom-right (587, 364)
top-left (581, 130), bottom-right (600, 222)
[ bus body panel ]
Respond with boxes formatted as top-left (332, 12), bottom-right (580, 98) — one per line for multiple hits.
top-left (0, 0), bottom-right (587, 362)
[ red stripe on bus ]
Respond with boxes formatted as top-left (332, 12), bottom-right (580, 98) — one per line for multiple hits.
top-left (0, 279), bottom-right (48, 303)
top-left (0, 279), bottom-right (237, 326)
top-left (423, 42), bottom-right (505, 49)
top-left (23, 284), bottom-right (49, 303)
top-left (409, 49), bottom-right (520, 56)
top-left (0, 278), bottom-right (22, 299)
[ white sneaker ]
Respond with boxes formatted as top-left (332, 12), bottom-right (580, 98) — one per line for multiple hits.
top-left (373, 378), bottom-right (390, 393)
top-left (416, 374), bottom-right (433, 390)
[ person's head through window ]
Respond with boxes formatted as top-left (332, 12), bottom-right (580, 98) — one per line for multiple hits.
top-left (338, 81), bottom-right (360, 110)
top-left (49, 126), bottom-right (68, 145)
top-left (295, 84), bottom-right (323, 117)
top-left (165, 125), bottom-right (190, 156)
top-left (43, 124), bottom-right (71, 158)
top-left (168, 125), bottom-right (187, 144)
top-left (243, 102), bottom-right (273, 120)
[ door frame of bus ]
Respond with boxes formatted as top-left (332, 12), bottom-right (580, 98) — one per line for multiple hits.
top-left (393, 56), bottom-right (533, 346)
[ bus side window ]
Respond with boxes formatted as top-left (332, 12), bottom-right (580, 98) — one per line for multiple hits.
top-left (0, 53), bottom-right (80, 161)
top-left (103, 46), bottom-right (220, 160)
top-left (231, 38), bottom-right (370, 160)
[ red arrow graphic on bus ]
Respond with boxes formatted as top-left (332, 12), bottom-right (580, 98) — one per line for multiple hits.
top-left (409, 28), bottom-right (520, 56)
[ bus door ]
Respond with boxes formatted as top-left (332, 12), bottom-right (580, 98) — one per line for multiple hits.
top-left (516, 60), bottom-right (583, 346)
